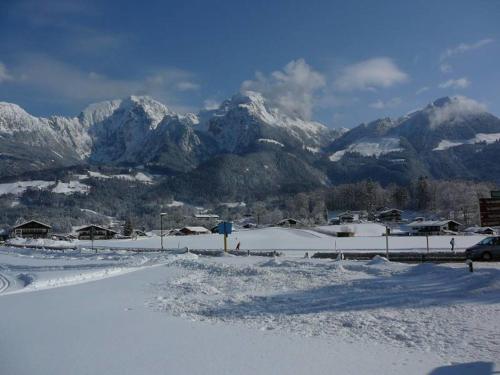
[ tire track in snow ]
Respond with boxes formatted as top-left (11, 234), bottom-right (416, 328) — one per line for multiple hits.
top-left (0, 272), bottom-right (10, 294)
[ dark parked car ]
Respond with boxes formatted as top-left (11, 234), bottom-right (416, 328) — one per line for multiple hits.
top-left (465, 236), bottom-right (500, 261)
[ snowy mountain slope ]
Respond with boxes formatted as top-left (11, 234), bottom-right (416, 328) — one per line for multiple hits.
top-left (2, 94), bottom-right (500, 191)
top-left (433, 132), bottom-right (500, 151)
top-left (329, 137), bottom-right (403, 162)
top-left (198, 92), bottom-right (339, 153)
top-left (324, 96), bottom-right (500, 183)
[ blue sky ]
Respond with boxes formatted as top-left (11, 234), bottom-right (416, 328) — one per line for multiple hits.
top-left (0, 0), bottom-right (499, 128)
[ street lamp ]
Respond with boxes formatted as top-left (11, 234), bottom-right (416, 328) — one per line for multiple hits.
top-left (160, 213), bottom-right (167, 251)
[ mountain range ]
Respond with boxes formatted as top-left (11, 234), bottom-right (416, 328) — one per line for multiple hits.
top-left (1, 93), bottom-right (500, 200)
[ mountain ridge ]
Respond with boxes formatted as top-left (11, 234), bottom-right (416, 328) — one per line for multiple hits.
top-left (1, 94), bottom-right (500, 198)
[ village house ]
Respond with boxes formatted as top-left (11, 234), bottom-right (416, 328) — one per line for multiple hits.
top-left (376, 208), bottom-right (403, 223)
top-left (464, 226), bottom-right (497, 235)
top-left (11, 220), bottom-right (52, 239)
top-left (194, 214), bottom-right (220, 220)
top-left (76, 225), bottom-right (118, 240)
top-left (178, 226), bottom-right (211, 235)
top-left (275, 218), bottom-right (302, 227)
top-left (329, 210), bottom-right (369, 224)
top-left (407, 220), bottom-right (461, 236)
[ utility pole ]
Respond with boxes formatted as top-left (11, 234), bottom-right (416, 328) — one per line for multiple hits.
top-left (385, 226), bottom-right (389, 259)
top-left (91, 225), bottom-right (95, 253)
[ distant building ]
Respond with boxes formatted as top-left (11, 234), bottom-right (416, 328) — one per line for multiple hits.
top-left (330, 210), bottom-right (369, 224)
top-left (479, 191), bottom-right (500, 227)
top-left (407, 220), bottom-right (461, 236)
top-left (464, 226), bottom-right (497, 236)
top-left (338, 212), bottom-right (355, 223)
top-left (11, 220), bottom-right (51, 239)
top-left (76, 225), bottom-right (118, 240)
top-left (377, 208), bottom-right (403, 223)
top-left (178, 226), bottom-right (211, 235)
top-left (275, 218), bottom-right (302, 227)
top-left (194, 214), bottom-right (220, 220)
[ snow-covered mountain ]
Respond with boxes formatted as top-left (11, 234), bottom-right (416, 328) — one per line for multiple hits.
top-left (324, 96), bottom-right (500, 184)
top-left (198, 91), bottom-right (339, 153)
top-left (2, 94), bottom-right (500, 193)
top-left (0, 93), bottom-right (341, 179)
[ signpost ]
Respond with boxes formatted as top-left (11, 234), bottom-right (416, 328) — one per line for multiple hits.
top-left (217, 222), bottom-right (232, 252)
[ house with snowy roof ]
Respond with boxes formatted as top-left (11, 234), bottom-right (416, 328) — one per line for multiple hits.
top-left (407, 220), bottom-right (461, 236)
top-left (76, 225), bottom-right (118, 240)
top-left (11, 220), bottom-right (52, 239)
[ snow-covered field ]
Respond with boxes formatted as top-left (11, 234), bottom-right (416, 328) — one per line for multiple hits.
top-left (0, 244), bottom-right (499, 374)
top-left (77, 226), bottom-right (486, 254)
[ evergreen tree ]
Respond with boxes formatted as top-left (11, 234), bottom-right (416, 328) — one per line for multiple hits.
top-left (123, 217), bottom-right (134, 236)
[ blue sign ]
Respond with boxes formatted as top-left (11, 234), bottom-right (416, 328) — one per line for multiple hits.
top-left (217, 222), bottom-right (232, 235)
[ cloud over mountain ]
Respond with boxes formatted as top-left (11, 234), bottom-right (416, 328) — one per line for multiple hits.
top-left (334, 57), bottom-right (408, 91)
top-left (241, 59), bottom-right (325, 120)
top-left (429, 96), bottom-right (486, 128)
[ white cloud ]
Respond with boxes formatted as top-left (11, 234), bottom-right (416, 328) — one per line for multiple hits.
top-left (429, 96), bottom-right (486, 128)
top-left (440, 38), bottom-right (494, 61)
top-left (203, 99), bottom-right (220, 110)
top-left (0, 62), bottom-right (13, 83)
top-left (334, 57), bottom-right (408, 91)
top-left (438, 77), bottom-right (470, 89)
top-left (176, 81), bottom-right (200, 91)
top-left (241, 58), bottom-right (325, 119)
top-left (416, 86), bottom-right (429, 95)
top-left (6, 54), bottom-right (199, 112)
top-left (439, 63), bottom-right (452, 74)
top-left (369, 97), bottom-right (402, 109)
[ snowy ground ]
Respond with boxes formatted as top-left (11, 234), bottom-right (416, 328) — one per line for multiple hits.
top-left (0, 246), bottom-right (499, 374)
top-left (76, 226), bottom-right (486, 254)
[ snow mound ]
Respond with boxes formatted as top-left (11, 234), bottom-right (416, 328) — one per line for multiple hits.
top-left (150, 258), bottom-right (500, 362)
top-left (366, 255), bottom-right (390, 265)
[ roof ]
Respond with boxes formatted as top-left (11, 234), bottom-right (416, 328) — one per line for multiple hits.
top-left (276, 218), bottom-right (301, 224)
top-left (378, 208), bottom-right (403, 215)
top-left (12, 220), bottom-right (51, 229)
top-left (76, 225), bottom-right (118, 234)
top-left (194, 214), bottom-right (220, 219)
top-left (464, 226), bottom-right (496, 233)
top-left (181, 226), bottom-right (210, 232)
top-left (408, 220), bottom-right (461, 228)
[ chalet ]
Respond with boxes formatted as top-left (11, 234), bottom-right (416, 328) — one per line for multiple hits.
top-left (11, 220), bottom-right (51, 239)
top-left (76, 225), bottom-right (118, 240)
top-left (377, 208), bottom-right (403, 223)
top-left (407, 220), bottom-right (461, 236)
top-left (338, 212), bottom-right (355, 223)
top-left (464, 226), bottom-right (497, 235)
top-left (178, 226), bottom-right (210, 235)
top-left (276, 218), bottom-right (301, 227)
